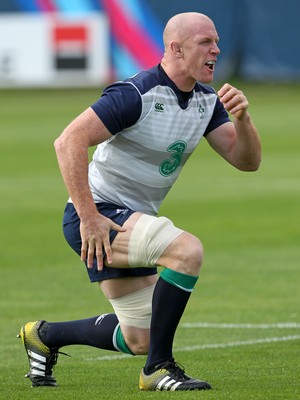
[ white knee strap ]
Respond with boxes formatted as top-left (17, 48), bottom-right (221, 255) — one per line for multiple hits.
top-left (128, 214), bottom-right (183, 268)
top-left (109, 285), bottom-right (155, 329)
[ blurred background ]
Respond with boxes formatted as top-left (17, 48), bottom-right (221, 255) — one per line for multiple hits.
top-left (0, 0), bottom-right (299, 87)
top-left (1, 3), bottom-right (300, 398)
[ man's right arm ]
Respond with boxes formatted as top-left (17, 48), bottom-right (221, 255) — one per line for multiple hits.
top-left (54, 107), bottom-right (125, 270)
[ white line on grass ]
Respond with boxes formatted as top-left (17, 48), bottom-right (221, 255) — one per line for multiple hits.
top-left (181, 322), bottom-right (300, 329)
top-left (86, 334), bottom-right (300, 362)
top-left (175, 335), bottom-right (300, 352)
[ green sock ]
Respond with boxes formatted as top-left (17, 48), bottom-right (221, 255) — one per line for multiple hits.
top-left (114, 324), bottom-right (134, 355)
top-left (160, 268), bottom-right (198, 292)
top-left (144, 268), bottom-right (198, 372)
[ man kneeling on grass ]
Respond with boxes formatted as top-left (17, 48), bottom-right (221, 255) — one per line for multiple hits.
top-left (19, 12), bottom-right (261, 391)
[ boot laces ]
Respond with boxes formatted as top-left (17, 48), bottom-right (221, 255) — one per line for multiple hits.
top-left (163, 361), bottom-right (187, 380)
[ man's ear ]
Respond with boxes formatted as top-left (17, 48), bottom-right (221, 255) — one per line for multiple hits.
top-left (170, 41), bottom-right (183, 57)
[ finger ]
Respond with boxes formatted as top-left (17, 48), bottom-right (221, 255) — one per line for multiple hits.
top-left (219, 89), bottom-right (237, 106)
top-left (229, 106), bottom-right (248, 120)
top-left (223, 91), bottom-right (246, 112)
top-left (81, 242), bottom-right (87, 263)
top-left (103, 237), bottom-right (113, 265)
top-left (87, 242), bottom-right (95, 269)
top-left (95, 245), bottom-right (104, 271)
top-left (217, 83), bottom-right (232, 97)
top-left (228, 105), bottom-right (242, 115)
top-left (111, 222), bottom-right (126, 233)
top-left (221, 95), bottom-right (241, 111)
top-left (228, 96), bottom-right (248, 114)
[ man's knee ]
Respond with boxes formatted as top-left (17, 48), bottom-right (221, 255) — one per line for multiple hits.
top-left (158, 232), bottom-right (204, 275)
top-left (128, 214), bottom-right (184, 268)
top-left (123, 328), bottom-right (150, 355)
top-left (128, 214), bottom-right (203, 275)
top-left (107, 284), bottom-right (154, 355)
top-left (178, 233), bottom-right (204, 269)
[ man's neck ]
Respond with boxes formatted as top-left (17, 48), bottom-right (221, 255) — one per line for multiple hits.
top-left (160, 59), bottom-right (196, 92)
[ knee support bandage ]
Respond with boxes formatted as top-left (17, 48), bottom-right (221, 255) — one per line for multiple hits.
top-left (109, 285), bottom-right (155, 329)
top-left (128, 214), bottom-right (183, 268)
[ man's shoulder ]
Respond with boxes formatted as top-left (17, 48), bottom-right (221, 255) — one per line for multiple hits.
top-left (125, 65), bottom-right (165, 95)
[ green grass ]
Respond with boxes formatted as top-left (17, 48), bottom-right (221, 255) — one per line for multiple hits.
top-left (0, 83), bottom-right (299, 399)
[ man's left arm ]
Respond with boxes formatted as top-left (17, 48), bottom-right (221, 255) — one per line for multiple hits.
top-left (206, 83), bottom-right (261, 171)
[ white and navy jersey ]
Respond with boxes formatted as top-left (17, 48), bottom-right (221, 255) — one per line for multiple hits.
top-left (89, 64), bottom-right (230, 215)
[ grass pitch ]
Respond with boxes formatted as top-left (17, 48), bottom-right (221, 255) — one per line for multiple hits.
top-left (0, 83), bottom-right (299, 399)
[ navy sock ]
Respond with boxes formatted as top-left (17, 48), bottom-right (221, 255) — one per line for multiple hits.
top-left (144, 269), bottom-right (198, 374)
top-left (39, 313), bottom-right (119, 352)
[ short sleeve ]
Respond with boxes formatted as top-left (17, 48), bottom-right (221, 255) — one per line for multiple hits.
top-left (91, 82), bottom-right (142, 135)
top-left (204, 97), bottom-right (231, 136)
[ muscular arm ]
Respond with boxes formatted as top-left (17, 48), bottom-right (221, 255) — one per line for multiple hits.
top-left (206, 83), bottom-right (261, 171)
top-left (54, 107), bottom-right (125, 269)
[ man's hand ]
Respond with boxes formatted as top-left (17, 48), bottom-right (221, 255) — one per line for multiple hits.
top-left (218, 83), bottom-right (249, 120)
top-left (80, 213), bottom-right (126, 271)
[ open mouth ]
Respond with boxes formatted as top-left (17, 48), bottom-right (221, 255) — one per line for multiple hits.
top-left (205, 60), bottom-right (216, 71)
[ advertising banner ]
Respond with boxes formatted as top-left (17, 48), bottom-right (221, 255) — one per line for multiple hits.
top-left (0, 13), bottom-right (109, 87)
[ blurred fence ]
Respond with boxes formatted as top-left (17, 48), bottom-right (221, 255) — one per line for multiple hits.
top-left (0, 0), bottom-right (299, 87)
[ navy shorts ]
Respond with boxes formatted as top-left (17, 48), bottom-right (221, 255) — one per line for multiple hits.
top-left (63, 202), bottom-right (158, 283)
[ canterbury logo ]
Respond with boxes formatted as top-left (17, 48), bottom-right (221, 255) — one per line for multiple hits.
top-left (154, 102), bottom-right (164, 112)
top-left (156, 375), bottom-right (183, 391)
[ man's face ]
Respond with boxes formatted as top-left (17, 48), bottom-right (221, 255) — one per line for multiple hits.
top-left (181, 21), bottom-right (220, 84)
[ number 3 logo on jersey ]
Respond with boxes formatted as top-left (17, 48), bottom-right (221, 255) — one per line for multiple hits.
top-left (159, 140), bottom-right (187, 176)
